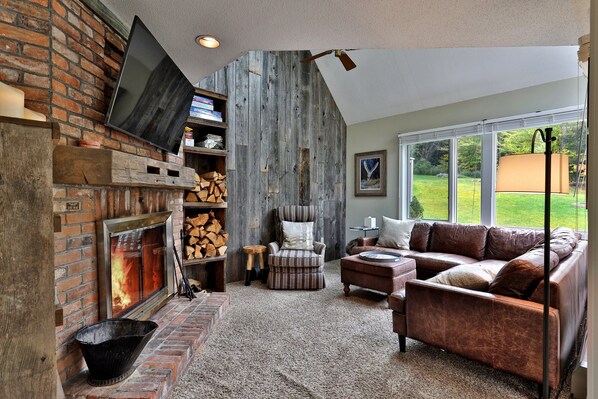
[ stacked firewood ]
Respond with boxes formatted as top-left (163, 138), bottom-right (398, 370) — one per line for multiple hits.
top-left (184, 211), bottom-right (228, 259)
top-left (185, 171), bottom-right (227, 203)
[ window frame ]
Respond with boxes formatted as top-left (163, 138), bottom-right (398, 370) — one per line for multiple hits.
top-left (398, 107), bottom-right (585, 226)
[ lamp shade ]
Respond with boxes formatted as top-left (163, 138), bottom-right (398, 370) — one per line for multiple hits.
top-left (496, 153), bottom-right (569, 193)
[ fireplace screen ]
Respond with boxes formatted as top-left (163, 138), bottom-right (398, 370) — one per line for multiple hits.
top-left (98, 211), bottom-right (174, 320)
top-left (110, 226), bottom-right (165, 317)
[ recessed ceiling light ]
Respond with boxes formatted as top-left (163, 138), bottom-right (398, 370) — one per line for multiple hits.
top-left (196, 35), bottom-right (220, 49)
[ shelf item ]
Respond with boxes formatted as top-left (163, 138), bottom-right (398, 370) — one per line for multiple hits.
top-left (185, 171), bottom-right (227, 204)
top-left (53, 145), bottom-right (195, 189)
top-left (184, 211), bottom-right (228, 260)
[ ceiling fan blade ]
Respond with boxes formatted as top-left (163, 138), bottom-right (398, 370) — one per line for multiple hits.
top-left (300, 50), bottom-right (333, 63)
top-left (338, 51), bottom-right (356, 71)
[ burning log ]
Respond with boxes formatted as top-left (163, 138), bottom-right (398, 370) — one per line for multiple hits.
top-left (184, 171), bottom-right (227, 204)
top-left (184, 212), bottom-right (228, 260)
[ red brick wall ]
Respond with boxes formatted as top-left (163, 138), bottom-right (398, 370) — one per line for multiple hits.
top-left (1, 0), bottom-right (185, 383)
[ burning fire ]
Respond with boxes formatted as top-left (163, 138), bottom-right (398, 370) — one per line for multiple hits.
top-left (111, 247), bottom-right (132, 313)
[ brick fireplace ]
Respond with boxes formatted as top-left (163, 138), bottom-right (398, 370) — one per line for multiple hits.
top-left (97, 211), bottom-right (175, 320)
top-left (0, 0), bottom-right (184, 383)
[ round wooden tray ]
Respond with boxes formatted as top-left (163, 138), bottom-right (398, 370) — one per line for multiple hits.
top-left (358, 250), bottom-right (402, 262)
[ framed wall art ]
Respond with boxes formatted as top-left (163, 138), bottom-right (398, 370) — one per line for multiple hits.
top-left (355, 150), bottom-right (386, 196)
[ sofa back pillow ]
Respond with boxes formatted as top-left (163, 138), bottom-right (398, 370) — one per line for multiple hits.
top-left (409, 222), bottom-right (432, 252)
top-left (375, 216), bottom-right (415, 250)
top-left (488, 248), bottom-right (560, 298)
top-left (549, 227), bottom-right (578, 259)
top-left (485, 227), bottom-right (544, 261)
top-left (428, 223), bottom-right (488, 260)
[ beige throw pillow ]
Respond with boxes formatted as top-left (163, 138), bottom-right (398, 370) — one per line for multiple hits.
top-left (428, 263), bottom-right (503, 291)
top-left (281, 221), bottom-right (314, 250)
top-left (375, 216), bottom-right (415, 250)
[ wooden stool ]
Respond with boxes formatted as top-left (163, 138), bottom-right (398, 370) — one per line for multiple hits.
top-left (243, 245), bottom-right (267, 286)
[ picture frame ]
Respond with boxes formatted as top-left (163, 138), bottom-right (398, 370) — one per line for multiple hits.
top-left (355, 150), bottom-right (387, 196)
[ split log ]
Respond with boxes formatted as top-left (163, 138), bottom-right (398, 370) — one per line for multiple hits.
top-left (217, 245), bottom-right (227, 256)
top-left (201, 171), bottom-right (219, 180)
top-left (185, 246), bottom-right (195, 258)
top-left (185, 192), bottom-right (198, 202)
top-left (188, 227), bottom-right (200, 237)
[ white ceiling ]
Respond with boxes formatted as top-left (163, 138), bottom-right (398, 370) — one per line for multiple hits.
top-left (101, 0), bottom-right (590, 125)
top-left (315, 47), bottom-right (584, 124)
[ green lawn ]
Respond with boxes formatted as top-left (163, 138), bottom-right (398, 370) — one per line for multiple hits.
top-left (412, 175), bottom-right (587, 230)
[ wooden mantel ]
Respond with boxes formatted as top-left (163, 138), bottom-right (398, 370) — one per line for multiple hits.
top-left (53, 145), bottom-right (195, 189)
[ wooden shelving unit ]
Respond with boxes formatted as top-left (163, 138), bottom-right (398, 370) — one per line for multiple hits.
top-left (181, 88), bottom-right (228, 292)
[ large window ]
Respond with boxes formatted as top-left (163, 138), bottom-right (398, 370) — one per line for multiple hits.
top-left (496, 123), bottom-right (588, 230)
top-left (399, 109), bottom-right (587, 231)
top-left (457, 136), bottom-right (482, 224)
top-left (409, 140), bottom-right (449, 220)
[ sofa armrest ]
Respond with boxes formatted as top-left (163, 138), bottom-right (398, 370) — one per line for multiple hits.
top-left (405, 279), bottom-right (561, 387)
top-left (358, 236), bottom-right (378, 246)
top-left (268, 242), bottom-right (280, 254)
top-left (314, 242), bottom-right (326, 255)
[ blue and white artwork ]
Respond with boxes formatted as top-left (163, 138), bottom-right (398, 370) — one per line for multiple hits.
top-left (360, 157), bottom-right (381, 190)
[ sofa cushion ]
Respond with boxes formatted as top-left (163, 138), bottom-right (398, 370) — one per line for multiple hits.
top-left (406, 252), bottom-right (478, 274)
top-left (488, 248), bottom-right (560, 299)
top-left (376, 217), bottom-right (415, 250)
top-left (427, 263), bottom-right (504, 291)
top-left (485, 227), bottom-right (544, 261)
top-left (409, 222), bottom-right (432, 252)
top-left (428, 222), bottom-right (488, 260)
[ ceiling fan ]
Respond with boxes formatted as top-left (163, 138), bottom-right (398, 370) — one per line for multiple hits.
top-left (300, 50), bottom-right (357, 71)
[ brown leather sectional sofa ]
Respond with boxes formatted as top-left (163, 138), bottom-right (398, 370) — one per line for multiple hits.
top-left (351, 222), bottom-right (587, 389)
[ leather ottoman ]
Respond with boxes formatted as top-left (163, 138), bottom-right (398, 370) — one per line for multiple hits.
top-left (340, 254), bottom-right (416, 296)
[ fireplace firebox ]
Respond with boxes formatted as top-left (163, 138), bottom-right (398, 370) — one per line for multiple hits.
top-left (97, 211), bottom-right (175, 320)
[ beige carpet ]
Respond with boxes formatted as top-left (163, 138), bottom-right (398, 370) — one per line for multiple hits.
top-left (172, 260), bottom-right (573, 399)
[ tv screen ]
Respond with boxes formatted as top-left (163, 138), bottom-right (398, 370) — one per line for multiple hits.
top-left (105, 16), bottom-right (194, 154)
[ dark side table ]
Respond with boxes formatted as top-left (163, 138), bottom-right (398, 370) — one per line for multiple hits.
top-left (349, 226), bottom-right (379, 237)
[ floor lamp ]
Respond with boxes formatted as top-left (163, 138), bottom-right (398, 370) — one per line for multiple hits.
top-left (496, 127), bottom-right (569, 398)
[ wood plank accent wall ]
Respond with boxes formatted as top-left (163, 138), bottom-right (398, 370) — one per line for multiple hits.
top-left (198, 51), bottom-right (346, 282)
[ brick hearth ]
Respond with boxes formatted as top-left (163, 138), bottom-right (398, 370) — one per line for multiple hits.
top-left (64, 293), bottom-right (229, 399)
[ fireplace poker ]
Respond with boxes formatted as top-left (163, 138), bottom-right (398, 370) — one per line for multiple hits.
top-left (173, 234), bottom-right (196, 300)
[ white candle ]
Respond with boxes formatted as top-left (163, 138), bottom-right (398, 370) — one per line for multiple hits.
top-left (24, 107), bottom-right (46, 121)
top-left (0, 82), bottom-right (25, 118)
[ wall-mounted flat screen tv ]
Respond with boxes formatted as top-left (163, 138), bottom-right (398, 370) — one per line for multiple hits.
top-left (105, 16), bottom-right (194, 154)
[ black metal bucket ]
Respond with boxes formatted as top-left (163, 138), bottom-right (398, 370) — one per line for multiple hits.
top-left (74, 318), bottom-right (159, 386)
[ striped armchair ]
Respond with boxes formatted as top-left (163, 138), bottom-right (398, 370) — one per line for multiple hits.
top-left (267, 205), bottom-right (326, 289)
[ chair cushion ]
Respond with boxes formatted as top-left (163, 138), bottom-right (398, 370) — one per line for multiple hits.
top-left (281, 221), bottom-right (314, 250)
top-left (375, 216), bottom-right (415, 250)
top-left (269, 249), bottom-right (324, 268)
